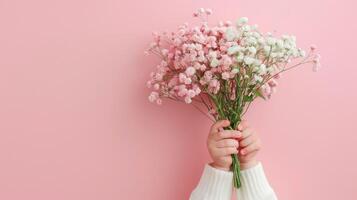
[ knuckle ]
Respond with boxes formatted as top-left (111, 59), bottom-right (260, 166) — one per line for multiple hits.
top-left (230, 147), bottom-right (237, 154)
top-left (242, 130), bottom-right (248, 137)
top-left (233, 140), bottom-right (239, 147)
top-left (223, 148), bottom-right (229, 154)
top-left (232, 130), bottom-right (240, 136)
top-left (232, 148), bottom-right (237, 154)
top-left (246, 148), bottom-right (252, 153)
top-left (228, 132), bottom-right (235, 138)
top-left (224, 148), bottom-right (231, 155)
top-left (241, 138), bottom-right (248, 146)
top-left (219, 131), bottom-right (226, 138)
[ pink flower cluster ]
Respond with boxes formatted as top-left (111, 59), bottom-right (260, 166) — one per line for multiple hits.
top-left (146, 8), bottom-right (320, 105)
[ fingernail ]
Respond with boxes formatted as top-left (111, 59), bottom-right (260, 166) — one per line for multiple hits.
top-left (241, 149), bottom-right (245, 155)
top-left (237, 124), bottom-right (243, 131)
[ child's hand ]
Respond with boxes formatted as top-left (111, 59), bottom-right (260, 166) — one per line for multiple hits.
top-left (207, 120), bottom-right (241, 171)
top-left (207, 120), bottom-right (261, 171)
top-left (237, 121), bottom-right (261, 170)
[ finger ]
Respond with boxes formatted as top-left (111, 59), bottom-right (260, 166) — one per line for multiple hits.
top-left (240, 151), bottom-right (257, 160)
top-left (237, 120), bottom-right (249, 131)
top-left (216, 139), bottom-right (239, 148)
top-left (216, 147), bottom-right (239, 157)
top-left (240, 134), bottom-right (256, 147)
top-left (241, 128), bottom-right (254, 139)
top-left (240, 139), bottom-right (261, 155)
top-left (210, 120), bottom-right (230, 133)
top-left (214, 130), bottom-right (241, 140)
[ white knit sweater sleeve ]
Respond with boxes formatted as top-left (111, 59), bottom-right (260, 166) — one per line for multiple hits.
top-left (189, 164), bottom-right (233, 200)
top-left (236, 163), bottom-right (277, 200)
top-left (189, 163), bottom-right (277, 200)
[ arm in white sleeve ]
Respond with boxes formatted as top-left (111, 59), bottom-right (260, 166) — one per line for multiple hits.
top-left (189, 164), bottom-right (233, 200)
top-left (189, 162), bottom-right (277, 200)
top-left (236, 162), bottom-right (278, 200)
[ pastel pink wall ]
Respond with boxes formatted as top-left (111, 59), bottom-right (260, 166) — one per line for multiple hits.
top-left (0, 0), bottom-right (356, 200)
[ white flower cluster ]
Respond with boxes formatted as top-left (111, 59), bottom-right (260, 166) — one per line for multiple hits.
top-left (225, 17), bottom-right (307, 85)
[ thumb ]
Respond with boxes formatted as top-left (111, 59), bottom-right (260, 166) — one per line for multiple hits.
top-left (236, 120), bottom-right (248, 131)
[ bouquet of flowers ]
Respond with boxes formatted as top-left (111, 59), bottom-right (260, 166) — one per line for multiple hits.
top-left (145, 8), bottom-right (320, 188)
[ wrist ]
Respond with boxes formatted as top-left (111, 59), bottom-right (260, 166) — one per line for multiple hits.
top-left (240, 160), bottom-right (258, 170)
top-left (209, 162), bottom-right (231, 172)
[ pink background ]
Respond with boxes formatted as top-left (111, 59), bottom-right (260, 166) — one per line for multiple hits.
top-left (0, 0), bottom-right (356, 199)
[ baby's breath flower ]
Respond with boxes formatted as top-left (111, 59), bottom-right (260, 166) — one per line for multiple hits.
top-left (266, 37), bottom-right (276, 45)
top-left (148, 92), bottom-right (159, 102)
top-left (253, 74), bottom-right (263, 83)
top-left (156, 98), bottom-right (162, 105)
top-left (187, 89), bottom-right (196, 98)
top-left (237, 17), bottom-right (248, 26)
top-left (221, 72), bottom-right (230, 80)
top-left (276, 40), bottom-right (284, 49)
top-left (248, 46), bottom-right (257, 54)
top-left (299, 49), bottom-right (306, 57)
top-left (236, 54), bottom-right (244, 62)
top-left (185, 67), bottom-right (196, 76)
top-left (210, 58), bottom-right (220, 67)
top-left (205, 8), bottom-right (213, 15)
top-left (231, 68), bottom-right (239, 74)
top-left (153, 83), bottom-right (160, 90)
top-left (258, 64), bottom-right (267, 75)
top-left (225, 27), bottom-right (237, 41)
top-left (244, 57), bottom-right (255, 65)
top-left (241, 25), bottom-right (251, 32)
top-left (227, 45), bottom-right (240, 55)
top-left (184, 96), bottom-right (192, 104)
top-left (184, 78), bottom-right (192, 85)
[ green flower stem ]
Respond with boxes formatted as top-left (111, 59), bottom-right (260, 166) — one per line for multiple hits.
top-left (227, 125), bottom-right (242, 189)
top-left (231, 153), bottom-right (242, 188)
top-left (208, 93), bottom-right (243, 189)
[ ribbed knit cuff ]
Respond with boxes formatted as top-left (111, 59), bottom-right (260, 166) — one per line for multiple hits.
top-left (236, 162), bottom-right (277, 200)
top-left (190, 164), bottom-right (233, 200)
